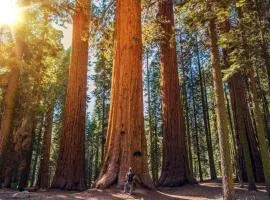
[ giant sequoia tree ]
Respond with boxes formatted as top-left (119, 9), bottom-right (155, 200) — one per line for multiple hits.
top-left (0, 36), bottom-right (23, 185)
top-left (0, 1), bottom-right (28, 183)
top-left (51, 0), bottom-right (90, 191)
top-left (157, 0), bottom-right (190, 186)
top-left (95, 0), bottom-right (153, 188)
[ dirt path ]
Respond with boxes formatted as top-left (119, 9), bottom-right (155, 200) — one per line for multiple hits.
top-left (0, 182), bottom-right (267, 200)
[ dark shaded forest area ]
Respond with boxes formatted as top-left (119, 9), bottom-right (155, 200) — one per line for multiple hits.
top-left (0, 0), bottom-right (270, 199)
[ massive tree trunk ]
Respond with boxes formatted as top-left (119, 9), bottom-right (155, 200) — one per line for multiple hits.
top-left (230, 74), bottom-right (264, 184)
top-left (0, 37), bottom-right (23, 185)
top-left (0, 69), bottom-right (19, 168)
top-left (95, 0), bottom-right (153, 189)
top-left (221, 19), bottom-right (264, 184)
top-left (237, 6), bottom-right (270, 195)
top-left (157, 0), bottom-right (191, 187)
top-left (51, 0), bottom-right (90, 191)
top-left (36, 106), bottom-right (53, 189)
top-left (209, 19), bottom-right (234, 200)
top-left (229, 73), bottom-right (256, 190)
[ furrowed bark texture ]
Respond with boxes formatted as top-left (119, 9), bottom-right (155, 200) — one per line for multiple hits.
top-left (51, 0), bottom-right (89, 191)
top-left (95, 0), bottom-right (153, 189)
top-left (157, 0), bottom-right (190, 187)
top-left (0, 37), bottom-right (23, 184)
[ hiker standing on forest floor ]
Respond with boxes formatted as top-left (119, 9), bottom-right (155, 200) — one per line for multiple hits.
top-left (124, 167), bottom-right (136, 194)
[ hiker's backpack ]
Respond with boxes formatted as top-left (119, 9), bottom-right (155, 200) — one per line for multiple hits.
top-left (127, 172), bottom-right (135, 183)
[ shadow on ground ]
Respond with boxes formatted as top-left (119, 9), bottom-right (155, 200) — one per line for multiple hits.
top-left (0, 182), bottom-right (267, 199)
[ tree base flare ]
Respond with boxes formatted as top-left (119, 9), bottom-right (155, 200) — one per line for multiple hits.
top-left (51, 178), bottom-right (87, 191)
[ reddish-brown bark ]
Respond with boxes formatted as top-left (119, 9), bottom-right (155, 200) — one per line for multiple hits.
top-left (157, 0), bottom-right (191, 187)
top-left (220, 19), bottom-right (264, 185)
top-left (229, 73), bottom-right (256, 190)
top-left (95, 0), bottom-right (153, 189)
top-left (0, 37), bottom-right (23, 184)
top-left (51, 0), bottom-right (89, 191)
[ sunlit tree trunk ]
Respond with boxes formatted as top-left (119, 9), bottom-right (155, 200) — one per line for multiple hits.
top-left (209, 19), bottom-right (234, 200)
top-left (95, 0), bottom-right (153, 189)
top-left (0, 40), bottom-right (22, 184)
top-left (51, 0), bottom-right (90, 191)
top-left (248, 70), bottom-right (270, 196)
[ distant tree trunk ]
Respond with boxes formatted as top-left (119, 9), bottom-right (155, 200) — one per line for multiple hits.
top-left (237, 7), bottom-right (270, 195)
top-left (180, 45), bottom-right (194, 179)
top-left (36, 105), bottom-right (53, 189)
top-left (17, 112), bottom-right (36, 189)
top-left (86, 134), bottom-right (93, 186)
top-left (153, 98), bottom-right (160, 184)
top-left (208, 19), bottom-right (234, 200)
top-left (230, 74), bottom-right (264, 183)
top-left (261, 42), bottom-right (270, 88)
top-left (224, 86), bottom-right (242, 186)
top-left (229, 73), bottom-right (256, 190)
top-left (94, 138), bottom-right (100, 180)
top-left (146, 50), bottom-right (156, 184)
top-left (101, 56), bottom-right (106, 162)
top-left (255, 67), bottom-right (270, 147)
top-left (221, 18), bottom-right (265, 184)
top-left (252, 0), bottom-right (270, 87)
top-left (195, 36), bottom-right (217, 181)
top-left (248, 70), bottom-right (270, 196)
top-left (51, 0), bottom-right (90, 191)
top-left (94, 0), bottom-right (153, 189)
top-left (190, 68), bottom-right (203, 182)
top-left (30, 115), bottom-right (45, 186)
top-left (157, 0), bottom-right (190, 187)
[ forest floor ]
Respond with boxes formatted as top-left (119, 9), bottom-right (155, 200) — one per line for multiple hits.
top-left (0, 181), bottom-right (268, 200)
